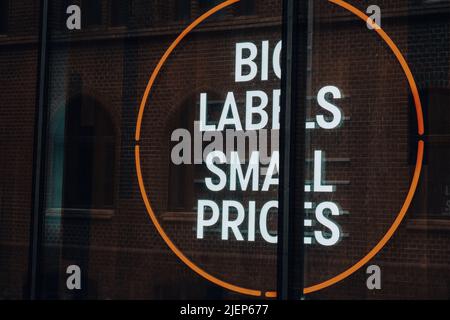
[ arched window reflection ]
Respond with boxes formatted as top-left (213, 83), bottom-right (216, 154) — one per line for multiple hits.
top-left (167, 93), bottom-right (234, 213)
top-left (0, 0), bottom-right (9, 34)
top-left (61, 95), bottom-right (115, 210)
top-left (167, 95), bottom-right (196, 212)
top-left (410, 88), bottom-right (450, 218)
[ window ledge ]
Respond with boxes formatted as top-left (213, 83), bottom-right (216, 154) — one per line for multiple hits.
top-left (407, 218), bottom-right (450, 231)
top-left (161, 211), bottom-right (197, 223)
top-left (109, 25), bottom-right (128, 30)
top-left (45, 208), bottom-right (114, 220)
top-left (48, 16), bottom-right (281, 43)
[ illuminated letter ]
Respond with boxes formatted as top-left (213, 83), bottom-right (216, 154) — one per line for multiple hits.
top-left (235, 42), bottom-right (258, 82)
top-left (230, 151), bottom-right (259, 191)
top-left (313, 150), bottom-right (334, 192)
top-left (248, 201), bottom-right (256, 242)
top-left (246, 90), bottom-right (269, 130)
top-left (260, 201), bottom-right (278, 244)
top-left (205, 151), bottom-right (227, 192)
top-left (316, 86), bottom-right (342, 129)
top-left (218, 92), bottom-right (243, 131)
top-left (262, 151), bottom-right (279, 191)
top-left (197, 200), bottom-right (220, 239)
top-left (314, 202), bottom-right (341, 246)
top-left (222, 201), bottom-right (245, 241)
top-left (273, 41), bottom-right (282, 79)
top-left (199, 93), bottom-right (216, 131)
top-left (272, 89), bottom-right (281, 130)
top-left (261, 40), bottom-right (269, 81)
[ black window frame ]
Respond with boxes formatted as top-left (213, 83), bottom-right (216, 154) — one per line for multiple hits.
top-left (233, 0), bottom-right (256, 16)
top-left (110, 0), bottom-right (131, 27)
top-left (175, 0), bottom-right (191, 21)
top-left (81, 0), bottom-right (103, 28)
top-left (0, 0), bottom-right (9, 34)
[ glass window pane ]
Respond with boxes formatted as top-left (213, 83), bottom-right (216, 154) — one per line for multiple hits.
top-left (0, 0), bottom-right (41, 299)
top-left (38, 0), bottom-right (282, 299)
top-left (297, 0), bottom-right (450, 300)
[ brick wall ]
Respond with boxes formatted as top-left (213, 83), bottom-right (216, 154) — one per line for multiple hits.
top-left (0, 0), bottom-right (41, 299)
top-left (2, 0), bottom-right (450, 300)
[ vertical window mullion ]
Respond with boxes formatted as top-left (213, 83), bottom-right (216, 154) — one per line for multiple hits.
top-left (278, 0), bottom-right (302, 300)
top-left (29, 0), bottom-right (49, 300)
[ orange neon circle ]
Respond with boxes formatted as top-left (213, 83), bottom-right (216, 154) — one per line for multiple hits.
top-left (135, 0), bottom-right (425, 298)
